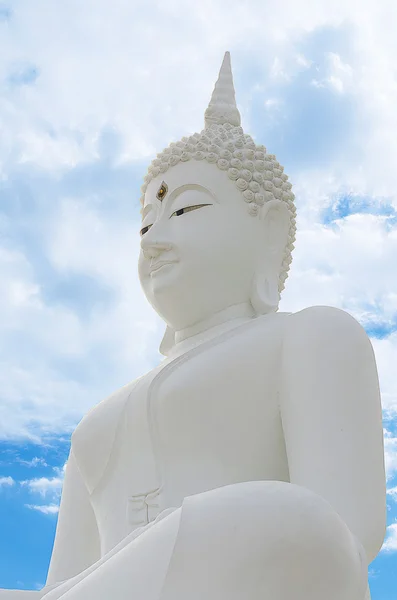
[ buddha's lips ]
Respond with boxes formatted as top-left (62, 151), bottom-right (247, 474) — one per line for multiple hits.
top-left (150, 260), bottom-right (177, 274)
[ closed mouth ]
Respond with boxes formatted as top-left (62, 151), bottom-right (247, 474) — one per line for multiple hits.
top-left (150, 261), bottom-right (176, 274)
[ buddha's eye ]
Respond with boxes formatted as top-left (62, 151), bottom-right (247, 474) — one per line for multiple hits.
top-left (140, 224), bottom-right (153, 236)
top-left (170, 204), bottom-right (212, 218)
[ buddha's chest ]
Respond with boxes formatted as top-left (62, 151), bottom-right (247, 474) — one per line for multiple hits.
top-left (88, 318), bottom-right (291, 553)
top-left (152, 332), bottom-right (288, 505)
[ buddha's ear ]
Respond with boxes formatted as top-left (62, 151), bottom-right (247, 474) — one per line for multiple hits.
top-left (261, 199), bottom-right (291, 259)
top-left (159, 326), bottom-right (176, 357)
top-left (251, 200), bottom-right (291, 315)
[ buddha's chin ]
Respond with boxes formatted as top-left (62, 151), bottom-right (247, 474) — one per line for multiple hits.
top-left (146, 271), bottom-right (199, 323)
top-left (146, 262), bottom-right (184, 300)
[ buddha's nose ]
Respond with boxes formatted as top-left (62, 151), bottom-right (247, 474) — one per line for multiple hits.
top-left (140, 233), bottom-right (172, 260)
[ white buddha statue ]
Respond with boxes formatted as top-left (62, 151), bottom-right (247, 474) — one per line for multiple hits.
top-left (1, 52), bottom-right (386, 600)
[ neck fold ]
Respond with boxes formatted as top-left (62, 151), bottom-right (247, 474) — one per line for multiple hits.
top-left (175, 302), bottom-right (255, 344)
top-left (161, 302), bottom-right (255, 359)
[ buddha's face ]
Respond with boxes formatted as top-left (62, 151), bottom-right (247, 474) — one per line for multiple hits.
top-left (138, 160), bottom-right (267, 331)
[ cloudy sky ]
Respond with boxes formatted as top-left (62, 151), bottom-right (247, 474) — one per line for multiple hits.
top-left (0, 0), bottom-right (396, 596)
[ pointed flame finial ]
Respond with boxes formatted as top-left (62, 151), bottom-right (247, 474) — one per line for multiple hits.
top-left (204, 51), bottom-right (241, 129)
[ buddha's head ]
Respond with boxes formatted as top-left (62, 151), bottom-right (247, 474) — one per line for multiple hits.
top-left (138, 52), bottom-right (296, 354)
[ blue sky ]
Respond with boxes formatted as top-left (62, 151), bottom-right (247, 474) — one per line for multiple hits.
top-left (0, 0), bottom-right (396, 597)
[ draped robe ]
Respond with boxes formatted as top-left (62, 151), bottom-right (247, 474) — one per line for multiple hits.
top-left (43, 313), bottom-right (289, 595)
top-left (39, 310), bottom-right (373, 600)
top-left (72, 312), bottom-right (289, 550)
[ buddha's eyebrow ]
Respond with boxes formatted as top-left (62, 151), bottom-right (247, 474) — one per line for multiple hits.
top-left (165, 184), bottom-right (217, 207)
top-left (142, 184), bottom-right (217, 220)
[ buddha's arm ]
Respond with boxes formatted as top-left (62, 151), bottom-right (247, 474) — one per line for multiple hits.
top-left (45, 449), bottom-right (101, 588)
top-left (280, 306), bottom-right (387, 564)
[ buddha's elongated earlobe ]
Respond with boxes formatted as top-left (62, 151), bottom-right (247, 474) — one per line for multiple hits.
top-left (250, 200), bottom-right (290, 315)
top-left (250, 268), bottom-right (280, 314)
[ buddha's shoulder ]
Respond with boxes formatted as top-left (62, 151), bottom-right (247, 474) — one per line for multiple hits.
top-left (252, 306), bottom-right (363, 348)
top-left (281, 305), bottom-right (367, 347)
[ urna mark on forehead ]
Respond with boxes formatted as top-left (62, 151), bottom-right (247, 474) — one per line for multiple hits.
top-left (142, 178), bottom-right (171, 219)
top-left (142, 169), bottom-right (218, 219)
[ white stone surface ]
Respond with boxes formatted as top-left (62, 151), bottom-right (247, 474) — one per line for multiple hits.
top-left (1, 52), bottom-right (386, 600)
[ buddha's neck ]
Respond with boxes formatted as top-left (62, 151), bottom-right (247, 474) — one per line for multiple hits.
top-left (168, 302), bottom-right (255, 359)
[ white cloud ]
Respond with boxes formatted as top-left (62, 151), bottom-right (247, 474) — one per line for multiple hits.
top-left (386, 486), bottom-right (397, 501)
top-left (371, 335), bottom-right (397, 418)
top-left (381, 523), bottom-right (397, 552)
top-left (17, 457), bottom-right (48, 468)
top-left (0, 0), bottom-right (397, 444)
top-left (0, 361), bottom-right (100, 442)
top-left (25, 504), bottom-right (59, 515)
top-left (0, 211), bottom-right (162, 440)
top-left (21, 461), bottom-right (66, 498)
top-left (0, 476), bottom-right (15, 487)
top-left (21, 463), bottom-right (66, 516)
top-left (21, 476), bottom-right (63, 498)
top-left (0, 0), bottom-right (394, 180)
top-left (281, 213), bottom-right (397, 317)
top-left (383, 431), bottom-right (397, 483)
top-left (311, 52), bottom-right (353, 93)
